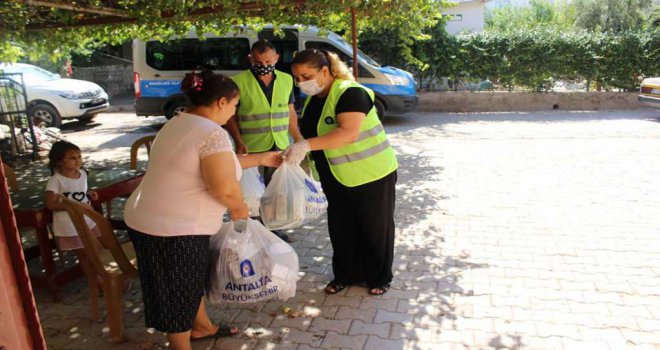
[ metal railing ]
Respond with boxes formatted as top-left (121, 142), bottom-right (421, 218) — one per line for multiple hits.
top-left (0, 73), bottom-right (39, 161)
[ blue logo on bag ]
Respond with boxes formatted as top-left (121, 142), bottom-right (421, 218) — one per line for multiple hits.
top-left (240, 259), bottom-right (255, 277)
top-left (304, 178), bottom-right (318, 193)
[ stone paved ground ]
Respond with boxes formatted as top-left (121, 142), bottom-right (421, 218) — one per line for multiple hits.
top-left (32, 109), bottom-right (660, 349)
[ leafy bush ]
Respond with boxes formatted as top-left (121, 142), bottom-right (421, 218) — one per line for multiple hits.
top-left (360, 26), bottom-right (660, 92)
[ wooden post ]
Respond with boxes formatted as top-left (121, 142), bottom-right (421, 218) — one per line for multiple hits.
top-left (351, 7), bottom-right (359, 79)
top-left (0, 157), bottom-right (47, 350)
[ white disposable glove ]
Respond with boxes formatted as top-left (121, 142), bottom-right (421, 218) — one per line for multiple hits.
top-left (282, 140), bottom-right (310, 164)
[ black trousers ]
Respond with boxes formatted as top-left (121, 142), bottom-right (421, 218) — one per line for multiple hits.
top-left (262, 165), bottom-right (277, 187)
top-left (322, 170), bottom-right (397, 288)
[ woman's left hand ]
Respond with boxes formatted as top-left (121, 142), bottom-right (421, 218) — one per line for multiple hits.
top-left (260, 151), bottom-right (284, 168)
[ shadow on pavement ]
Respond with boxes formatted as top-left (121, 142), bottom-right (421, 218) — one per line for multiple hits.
top-left (384, 108), bottom-right (660, 128)
top-left (381, 114), bottom-right (491, 346)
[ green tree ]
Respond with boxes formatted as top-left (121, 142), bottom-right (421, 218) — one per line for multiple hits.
top-left (643, 5), bottom-right (660, 30)
top-left (572, 0), bottom-right (655, 32)
top-left (0, 0), bottom-right (447, 62)
top-left (485, 0), bottom-right (575, 32)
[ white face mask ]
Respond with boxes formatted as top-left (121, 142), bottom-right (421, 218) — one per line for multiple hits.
top-left (297, 78), bottom-right (324, 96)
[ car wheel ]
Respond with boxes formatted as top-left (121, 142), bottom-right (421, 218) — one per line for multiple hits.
top-left (78, 115), bottom-right (96, 123)
top-left (375, 99), bottom-right (386, 121)
top-left (29, 103), bottom-right (62, 127)
top-left (165, 101), bottom-right (188, 120)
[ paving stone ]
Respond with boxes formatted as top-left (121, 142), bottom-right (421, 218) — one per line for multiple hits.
top-left (309, 317), bottom-right (352, 333)
top-left (254, 340), bottom-right (298, 350)
top-left (280, 328), bottom-right (325, 346)
top-left (379, 288), bottom-right (419, 300)
top-left (367, 336), bottom-right (416, 350)
top-left (374, 310), bottom-right (414, 324)
top-left (349, 320), bottom-right (390, 338)
top-left (34, 110), bottom-right (660, 350)
top-left (296, 345), bottom-right (327, 350)
top-left (492, 319), bottom-right (539, 336)
top-left (270, 315), bottom-right (313, 332)
top-left (621, 329), bottom-right (660, 346)
top-left (535, 322), bottom-right (582, 338)
top-left (453, 317), bottom-right (495, 332)
top-left (320, 331), bottom-right (367, 350)
top-left (321, 294), bottom-right (361, 308)
top-left (635, 318), bottom-right (660, 332)
top-left (234, 309), bottom-right (274, 327)
top-left (213, 337), bottom-right (259, 350)
top-left (561, 339), bottom-right (613, 350)
top-left (396, 300), bottom-right (442, 316)
top-left (335, 306), bottom-right (376, 323)
top-left (359, 297), bottom-right (399, 312)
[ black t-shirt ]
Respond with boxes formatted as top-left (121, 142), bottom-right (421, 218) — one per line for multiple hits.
top-left (300, 87), bottom-right (374, 186)
top-left (250, 70), bottom-right (295, 105)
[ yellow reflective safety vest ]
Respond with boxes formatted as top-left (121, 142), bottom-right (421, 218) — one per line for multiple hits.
top-left (231, 70), bottom-right (292, 152)
top-left (302, 79), bottom-right (398, 187)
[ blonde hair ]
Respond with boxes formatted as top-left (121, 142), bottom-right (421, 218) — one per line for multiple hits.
top-left (292, 49), bottom-right (356, 81)
top-left (325, 51), bottom-right (355, 81)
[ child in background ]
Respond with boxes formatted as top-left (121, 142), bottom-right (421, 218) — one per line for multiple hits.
top-left (45, 141), bottom-right (100, 268)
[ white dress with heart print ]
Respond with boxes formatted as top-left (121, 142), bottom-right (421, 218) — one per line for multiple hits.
top-left (46, 169), bottom-right (96, 237)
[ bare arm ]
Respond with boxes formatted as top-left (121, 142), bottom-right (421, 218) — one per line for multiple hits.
top-left (45, 191), bottom-right (97, 211)
top-left (288, 103), bottom-right (303, 143)
top-left (46, 191), bottom-right (67, 211)
top-left (305, 112), bottom-right (365, 151)
top-left (201, 152), bottom-right (248, 219)
top-left (225, 115), bottom-right (247, 154)
top-left (236, 151), bottom-right (283, 169)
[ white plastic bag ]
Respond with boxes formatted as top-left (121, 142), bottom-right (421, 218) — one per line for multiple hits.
top-left (240, 167), bottom-right (265, 217)
top-left (259, 163), bottom-right (327, 230)
top-left (206, 218), bottom-right (299, 304)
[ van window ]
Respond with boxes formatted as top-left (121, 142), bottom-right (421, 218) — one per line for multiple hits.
top-left (146, 38), bottom-right (251, 71)
top-left (304, 41), bottom-right (374, 78)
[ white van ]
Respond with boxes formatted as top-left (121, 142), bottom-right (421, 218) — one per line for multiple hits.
top-left (133, 25), bottom-right (418, 120)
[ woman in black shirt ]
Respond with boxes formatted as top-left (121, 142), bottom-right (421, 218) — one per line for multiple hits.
top-left (284, 49), bottom-right (398, 296)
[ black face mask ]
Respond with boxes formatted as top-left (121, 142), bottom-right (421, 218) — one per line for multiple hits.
top-left (251, 64), bottom-right (276, 76)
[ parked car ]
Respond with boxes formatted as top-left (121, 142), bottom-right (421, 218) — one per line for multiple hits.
top-left (0, 63), bottom-right (109, 127)
top-left (639, 77), bottom-right (660, 108)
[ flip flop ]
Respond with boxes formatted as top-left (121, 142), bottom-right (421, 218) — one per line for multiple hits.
top-left (368, 284), bottom-right (390, 296)
top-left (191, 324), bottom-right (238, 341)
top-left (325, 281), bottom-right (347, 295)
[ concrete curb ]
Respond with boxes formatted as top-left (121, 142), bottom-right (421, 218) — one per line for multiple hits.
top-left (418, 91), bottom-right (643, 113)
top-left (105, 92), bottom-right (648, 114)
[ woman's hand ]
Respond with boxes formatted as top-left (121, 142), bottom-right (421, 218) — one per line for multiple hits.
top-left (235, 141), bottom-right (248, 155)
top-left (230, 202), bottom-right (249, 221)
top-left (260, 151), bottom-right (284, 168)
top-left (88, 190), bottom-right (99, 202)
top-left (282, 140), bottom-right (310, 164)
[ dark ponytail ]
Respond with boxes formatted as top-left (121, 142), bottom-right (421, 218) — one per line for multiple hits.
top-left (181, 69), bottom-right (240, 107)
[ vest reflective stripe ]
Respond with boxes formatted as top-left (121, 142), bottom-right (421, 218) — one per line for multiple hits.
top-left (302, 79), bottom-right (398, 187)
top-left (355, 124), bottom-right (384, 143)
top-left (238, 111), bottom-right (289, 122)
top-left (328, 139), bottom-right (391, 165)
top-left (240, 124), bottom-right (289, 134)
top-left (231, 70), bottom-right (292, 152)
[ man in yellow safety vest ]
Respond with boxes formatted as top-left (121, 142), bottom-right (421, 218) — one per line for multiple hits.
top-left (226, 39), bottom-right (302, 242)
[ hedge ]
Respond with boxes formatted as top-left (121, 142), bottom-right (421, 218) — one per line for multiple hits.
top-left (361, 28), bottom-right (660, 92)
